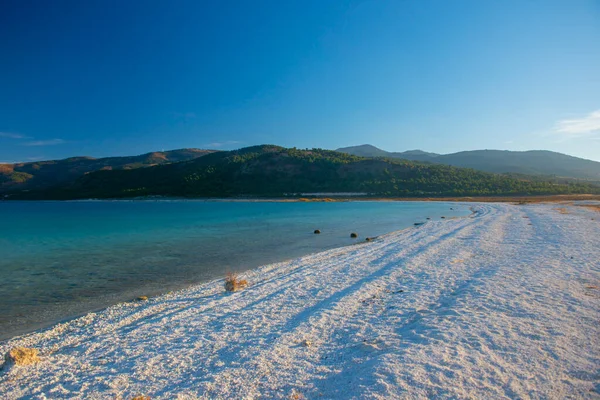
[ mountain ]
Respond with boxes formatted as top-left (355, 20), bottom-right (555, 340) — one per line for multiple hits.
top-left (335, 144), bottom-right (392, 158)
top-left (337, 145), bottom-right (440, 159)
top-left (336, 145), bottom-right (600, 182)
top-left (9, 145), bottom-right (599, 200)
top-left (0, 149), bottom-right (215, 193)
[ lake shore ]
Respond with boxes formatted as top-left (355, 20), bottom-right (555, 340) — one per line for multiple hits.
top-left (0, 201), bottom-right (470, 341)
top-left (271, 193), bottom-right (600, 203)
top-left (1, 202), bottom-right (599, 399)
top-left (7, 193), bottom-right (600, 203)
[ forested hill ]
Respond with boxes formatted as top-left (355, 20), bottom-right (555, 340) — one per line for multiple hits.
top-left (336, 145), bottom-right (600, 181)
top-left (0, 148), bottom-right (214, 192)
top-left (9, 145), bottom-right (600, 200)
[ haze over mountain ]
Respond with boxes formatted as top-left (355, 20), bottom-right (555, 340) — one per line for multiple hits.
top-left (0, 149), bottom-right (214, 193)
top-left (337, 145), bottom-right (600, 182)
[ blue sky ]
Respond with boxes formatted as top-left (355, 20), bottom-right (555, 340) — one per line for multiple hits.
top-left (1, 0), bottom-right (599, 162)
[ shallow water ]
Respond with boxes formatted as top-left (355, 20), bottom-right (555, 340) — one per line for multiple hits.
top-left (0, 200), bottom-right (469, 340)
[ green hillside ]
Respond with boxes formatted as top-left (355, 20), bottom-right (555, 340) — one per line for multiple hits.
top-left (337, 145), bottom-right (600, 182)
top-left (0, 149), bottom-right (214, 192)
top-left (9, 145), bottom-right (599, 200)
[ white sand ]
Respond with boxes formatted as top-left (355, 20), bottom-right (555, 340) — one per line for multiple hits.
top-left (1, 203), bottom-right (599, 399)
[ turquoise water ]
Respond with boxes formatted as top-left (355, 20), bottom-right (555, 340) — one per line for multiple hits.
top-left (0, 200), bottom-right (469, 340)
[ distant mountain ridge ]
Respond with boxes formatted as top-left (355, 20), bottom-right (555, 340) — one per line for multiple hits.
top-left (0, 148), bottom-right (215, 193)
top-left (8, 145), bottom-right (599, 200)
top-left (336, 145), bottom-right (600, 181)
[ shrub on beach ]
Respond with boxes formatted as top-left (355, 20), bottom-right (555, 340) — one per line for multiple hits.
top-left (225, 272), bottom-right (248, 292)
top-left (3, 347), bottom-right (40, 369)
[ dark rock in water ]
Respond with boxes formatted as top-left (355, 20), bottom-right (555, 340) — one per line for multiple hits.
top-left (366, 237), bottom-right (372, 242)
top-left (414, 222), bottom-right (424, 226)
top-left (350, 232), bottom-right (358, 238)
top-left (441, 216), bottom-right (446, 219)
top-left (314, 229), bottom-right (321, 234)
top-left (426, 217), bottom-right (431, 220)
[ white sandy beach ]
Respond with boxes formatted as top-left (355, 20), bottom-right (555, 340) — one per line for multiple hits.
top-left (1, 202), bottom-right (599, 399)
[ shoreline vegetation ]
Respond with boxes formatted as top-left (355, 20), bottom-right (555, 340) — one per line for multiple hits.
top-left (1, 202), bottom-right (598, 398)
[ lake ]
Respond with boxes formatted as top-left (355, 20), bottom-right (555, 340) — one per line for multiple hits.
top-left (0, 200), bottom-right (470, 340)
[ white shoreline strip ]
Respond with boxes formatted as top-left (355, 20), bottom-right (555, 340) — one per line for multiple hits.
top-left (1, 203), bottom-right (599, 399)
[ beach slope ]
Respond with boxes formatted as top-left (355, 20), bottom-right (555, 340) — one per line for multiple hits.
top-left (1, 203), bottom-right (599, 399)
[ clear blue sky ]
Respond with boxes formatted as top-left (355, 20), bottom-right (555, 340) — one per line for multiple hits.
top-left (1, 0), bottom-right (599, 162)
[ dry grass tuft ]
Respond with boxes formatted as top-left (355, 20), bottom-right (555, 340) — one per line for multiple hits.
top-left (554, 207), bottom-right (570, 214)
top-left (225, 272), bottom-right (248, 292)
top-left (4, 347), bottom-right (40, 368)
top-left (131, 396), bottom-right (151, 400)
